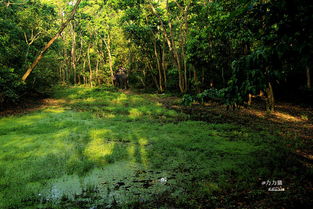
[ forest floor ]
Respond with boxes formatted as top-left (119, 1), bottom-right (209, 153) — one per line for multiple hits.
top-left (153, 95), bottom-right (313, 164)
top-left (0, 86), bottom-right (312, 209)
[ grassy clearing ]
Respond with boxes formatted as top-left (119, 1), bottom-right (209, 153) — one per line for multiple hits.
top-left (0, 87), bottom-right (312, 209)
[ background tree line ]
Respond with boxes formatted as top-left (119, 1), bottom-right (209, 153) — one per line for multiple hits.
top-left (0, 0), bottom-right (312, 110)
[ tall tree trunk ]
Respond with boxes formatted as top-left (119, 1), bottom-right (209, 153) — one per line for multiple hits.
top-left (148, 62), bottom-right (160, 92)
top-left (58, 66), bottom-right (62, 82)
top-left (153, 36), bottom-right (163, 92)
top-left (182, 8), bottom-right (188, 92)
top-left (64, 49), bottom-right (69, 83)
top-left (82, 58), bottom-right (86, 85)
top-left (266, 82), bottom-right (275, 112)
top-left (61, 65), bottom-right (66, 83)
top-left (221, 67), bottom-right (225, 87)
top-left (21, 0), bottom-right (83, 81)
top-left (307, 66), bottom-right (311, 89)
top-left (201, 67), bottom-right (205, 85)
top-left (149, 1), bottom-right (186, 93)
top-left (169, 21), bottom-right (185, 93)
top-left (103, 36), bottom-right (114, 85)
top-left (248, 93), bottom-right (252, 106)
top-left (162, 42), bottom-right (167, 88)
top-left (71, 22), bottom-right (77, 84)
top-left (95, 59), bottom-right (99, 86)
top-left (78, 71), bottom-right (81, 84)
top-left (192, 65), bottom-right (200, 93)
top-left (87, 45), bottom-right (93, 87)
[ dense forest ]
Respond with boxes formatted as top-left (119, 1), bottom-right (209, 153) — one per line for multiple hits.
top-left (1, 0), bottom-right (312, 109)
top-left (0, 0), bottom-right (312, 208)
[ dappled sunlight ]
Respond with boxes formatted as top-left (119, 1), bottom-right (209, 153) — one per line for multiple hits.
top-left (53, 87), bottom-right (182, 121)
top-left (129, 108), bottom-right (143, 119)
top-left (1, 87), bottom-right (311, 208)
top-left (155, 102), bottom-right (163, 107)
top-left (127, 144), bottom-right (136, 163)
top-left (242, 108), bottom-right (305, 123)
top-left (138, 137), bottom-right (149, 167)
top-left (245, 109), bottom-right (266, 118)
top-left (84, 138), bottom-right (114, 164)
top-left (272, 111), bottom-right (304, 122)
top-left (95, 112), bottom-right (116, 119)
top-left (111, 93), bottom-right (128, 104)
top-left (85, 129), bottom-right (116, 164)
top-left (43, 107), bottom-right (66, 113)
top-left (89, 129), bottom-right (111, 140)
top-left (127, 137), bottom-right (149, 168)
top-left (84, 97), bottom-right (96, 103)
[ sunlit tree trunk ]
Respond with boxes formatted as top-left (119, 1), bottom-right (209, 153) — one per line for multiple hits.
top-left (266, 82), bottom-right (275, 112)
top-left (21, 0), bottom-right (83, 81)
top-left (161, 42), bottom-right (167, 88)
top-left (70, 22), bottom-right (77, 84)
top-left (64, 48), bottom-right (69, 83)
top-left (87, 44), bottom-right (93, 87)
top-left (248, 93), bottom-right (252, 106)
top-left (103, 36), bottom-right (114, 86)
top-left (181, 6), bottom-right (189, 92)
top-left (82, 58), bottom-right (86, 85)
top-left (95, 59), bottom-right (99, 86)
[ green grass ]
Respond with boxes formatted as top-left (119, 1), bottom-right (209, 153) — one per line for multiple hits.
top-left (0, 87), bottom-right (311, 208)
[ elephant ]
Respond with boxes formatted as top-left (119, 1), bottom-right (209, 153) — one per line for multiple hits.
top-left (114, 67), bottom-right (128, 89)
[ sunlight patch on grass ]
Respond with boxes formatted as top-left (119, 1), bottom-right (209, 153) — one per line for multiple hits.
top-left (84, 138), bottom-right (114, 164)
top-left (84, 97), bottom-right (96, 103)
top-left (129, 108), bottom-right (143, 119)
top-left (43, 107), bottom-right (65, 113)
top-left (127, 144), bottom-right (136, 163)
top-left (111, 93), bottom-right (127, 104)
top-left (138, 137), bottom-right (149, 167)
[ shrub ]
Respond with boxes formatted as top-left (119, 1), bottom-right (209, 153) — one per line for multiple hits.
top-left (181, 94), bottom-right (194, 106)
top-left (0, 67), bottom-right (24, 107)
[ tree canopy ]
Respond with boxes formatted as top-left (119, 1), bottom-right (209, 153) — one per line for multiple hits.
top-left (0, 0), bottom-right (312, 109)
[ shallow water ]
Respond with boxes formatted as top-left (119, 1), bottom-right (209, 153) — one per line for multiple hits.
top-left (40, 161), bottom-right (175, 207)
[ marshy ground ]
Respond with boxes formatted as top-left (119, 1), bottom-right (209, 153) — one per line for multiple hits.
top-left (0, 87), bottom-right (312, 209)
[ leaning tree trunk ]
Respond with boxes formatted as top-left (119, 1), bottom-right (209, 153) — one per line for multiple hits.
top-left (21, 0), bottom-right (83, 81)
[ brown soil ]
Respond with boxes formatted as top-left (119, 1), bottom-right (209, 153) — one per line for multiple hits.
top-left (0, 98), bottom-right (66, 117)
